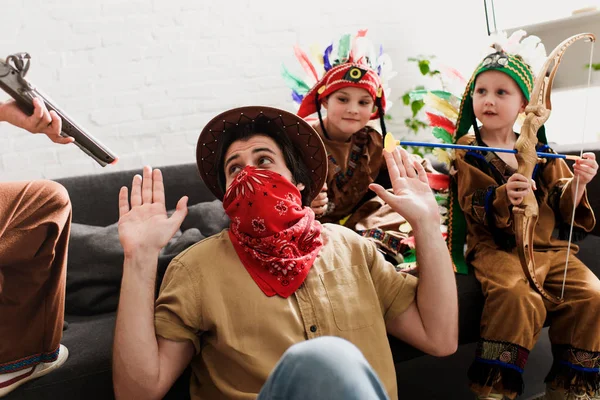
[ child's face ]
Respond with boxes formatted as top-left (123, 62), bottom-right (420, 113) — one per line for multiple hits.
top-left (472, 70), bottom-right (527, 132)
top-left (322, 87), bottom-right (374, 141)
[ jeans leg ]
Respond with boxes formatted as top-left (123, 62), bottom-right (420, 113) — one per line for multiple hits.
top-left (258, 336), bottom-right (390, 400)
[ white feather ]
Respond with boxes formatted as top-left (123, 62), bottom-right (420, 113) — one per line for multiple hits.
top-left (483, 30), bottom-right (547, 76)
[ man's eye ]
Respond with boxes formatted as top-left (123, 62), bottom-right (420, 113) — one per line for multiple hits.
top-left (229, 165), bottom-right (241, 175)
top-left (258, 157), bottom-right (272, 165)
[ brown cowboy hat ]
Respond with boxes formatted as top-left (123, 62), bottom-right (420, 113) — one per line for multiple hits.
top-left (196, 106), bottom-right (327, 202)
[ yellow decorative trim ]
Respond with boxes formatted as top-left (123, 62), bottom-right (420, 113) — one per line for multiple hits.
top-left (505, 65), bottom-right (532, 93)
top-left (349, 67), bottom-right (362, 79)
top-left (447, 180), bottom-right (458, 273)
top-left (508, 54), bottom-right (534, 76)
top-left (455, 72), bottom-right (476, 137)
top-left (507, 55), bottom-right (533, 90)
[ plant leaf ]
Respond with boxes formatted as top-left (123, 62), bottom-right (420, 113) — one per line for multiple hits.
top-left (419, 60), bottom-right (430, 75)
top-left (402, 92), bottom-right (411, 105)
top-left (411, 100), bottom-right (424, 117)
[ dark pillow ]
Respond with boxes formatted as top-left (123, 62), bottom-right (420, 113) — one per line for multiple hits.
top-left (65, 200), bottom-right (229, 315)
top-left (180, 199), bottom-right (229, 236)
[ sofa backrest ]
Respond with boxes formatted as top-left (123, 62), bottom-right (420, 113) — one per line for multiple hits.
top-left (55, 163), bottom-right (217, 226)
top-left (54, 143), bottom-right (600, 233)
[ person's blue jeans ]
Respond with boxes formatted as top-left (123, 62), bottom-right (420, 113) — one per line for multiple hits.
top-left (257, 336), bottom-right (390, 400)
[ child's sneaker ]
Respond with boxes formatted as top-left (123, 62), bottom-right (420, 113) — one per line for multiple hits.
top-left (0, 344), bottom-right (69, 398)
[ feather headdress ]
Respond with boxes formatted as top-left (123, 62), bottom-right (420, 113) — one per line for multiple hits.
top-left (455, 30), bottom-right (548, 142)
top-left (281, 29), bottom-right (396, 115)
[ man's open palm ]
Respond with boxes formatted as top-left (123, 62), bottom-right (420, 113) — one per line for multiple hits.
top-left (118, 166), bottom-right (188, 255)
top-left (369, 147), bottom-right (440, 228)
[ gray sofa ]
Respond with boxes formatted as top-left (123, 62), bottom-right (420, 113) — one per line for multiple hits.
top-left (7, 143), bottom-right (600, 399)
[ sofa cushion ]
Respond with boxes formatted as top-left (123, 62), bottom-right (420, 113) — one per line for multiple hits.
top-left (66, 200), bottom-right (229, 315)
top-left (4, 313), bottom-right (192, 400)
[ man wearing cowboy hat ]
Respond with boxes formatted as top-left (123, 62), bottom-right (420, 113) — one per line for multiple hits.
top-left (112, 106), bottom-right (458, 400)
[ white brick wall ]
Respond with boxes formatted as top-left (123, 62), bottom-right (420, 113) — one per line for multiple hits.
top-left (1, 0), bottom-right (599, 181)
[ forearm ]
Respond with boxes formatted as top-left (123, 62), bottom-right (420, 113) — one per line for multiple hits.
top-left (413, 221), bottom-right (458, 352)
top-left (113, 251), bottom-right (162, 399)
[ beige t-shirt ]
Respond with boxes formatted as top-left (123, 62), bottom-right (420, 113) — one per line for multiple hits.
top-left (154, 223), bottom-right (418, 400)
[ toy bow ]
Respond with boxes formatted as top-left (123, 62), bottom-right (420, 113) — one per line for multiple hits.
top-left (513, 33), bottom-right (596, 304)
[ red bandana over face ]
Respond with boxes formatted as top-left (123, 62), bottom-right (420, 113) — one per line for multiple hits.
top-left (223, 166), bottom-right (323, 298)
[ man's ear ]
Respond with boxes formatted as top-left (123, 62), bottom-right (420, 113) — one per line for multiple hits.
top-left (296, 182), bottom-right (306, 191)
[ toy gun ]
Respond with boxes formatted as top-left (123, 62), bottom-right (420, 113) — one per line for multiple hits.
top-left (0, 52), bottom-right (118, 167)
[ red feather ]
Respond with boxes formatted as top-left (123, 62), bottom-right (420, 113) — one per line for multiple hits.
top-left (294, 45), bottom-right (318, 83)
top-left (426, 112), bottom-right (456, 134)
top-left (440, 65), bottom-right (467, 86)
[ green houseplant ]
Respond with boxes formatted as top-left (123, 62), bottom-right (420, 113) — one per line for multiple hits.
top-left (585, 63), bottom-right (600, 84)
top-left (585, 63), bottom-right (600, 70)
top-left (400, 55), bottom-right (445, 157)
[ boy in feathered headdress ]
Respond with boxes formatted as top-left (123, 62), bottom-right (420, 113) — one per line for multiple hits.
top-left (450, 30), bottom-right (600, 399)
top-left (282, 30), bottom-right (435, 264)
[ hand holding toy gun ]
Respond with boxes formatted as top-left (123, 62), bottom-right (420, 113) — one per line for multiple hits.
top-left (0, 52), bottom-right (118, 167)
